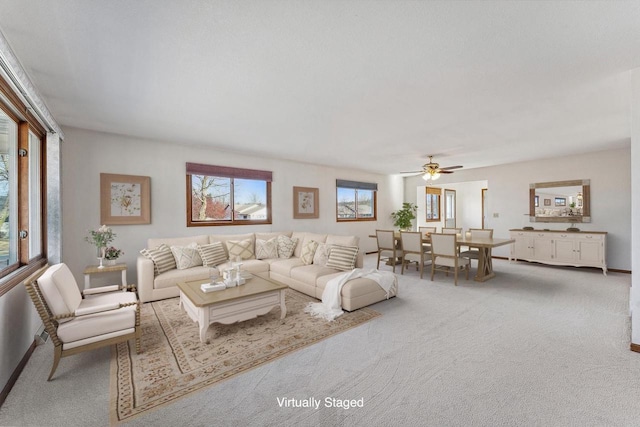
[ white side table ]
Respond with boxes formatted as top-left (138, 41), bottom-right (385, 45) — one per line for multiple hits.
top-left (83, 263), bottom-right (127, 290)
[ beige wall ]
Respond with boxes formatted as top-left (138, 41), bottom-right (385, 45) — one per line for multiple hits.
top-left (61, 127), bottom-right (403, 285)
top-left (404, 147), bottom-right (631, 270)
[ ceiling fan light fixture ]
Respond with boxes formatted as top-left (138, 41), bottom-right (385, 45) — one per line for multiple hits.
top-left (422, 170), bottom-right (440, 181)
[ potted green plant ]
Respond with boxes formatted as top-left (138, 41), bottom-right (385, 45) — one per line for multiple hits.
top-left (391, 202), bottom-right (417, 231)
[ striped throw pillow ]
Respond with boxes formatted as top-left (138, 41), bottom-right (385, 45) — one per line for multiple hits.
top-left (198, 242), bottom-right (228, 267)
top-left (326, 245), bottom-right (359, 271)
top-left (140, 244), bottom-right (177, 276)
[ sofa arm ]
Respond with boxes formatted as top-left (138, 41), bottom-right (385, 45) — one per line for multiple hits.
top-left (137, 255), bottom-right (155, 303)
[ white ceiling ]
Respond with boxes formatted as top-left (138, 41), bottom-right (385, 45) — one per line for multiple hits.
top-left (0, 1), bottom-right (638, 174)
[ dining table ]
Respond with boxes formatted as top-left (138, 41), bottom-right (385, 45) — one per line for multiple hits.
top-left (370, 232), bottom-right (515, 282)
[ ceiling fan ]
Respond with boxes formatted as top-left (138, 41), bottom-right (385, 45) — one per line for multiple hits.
top-left (401, 156), bottom-right (463, 181)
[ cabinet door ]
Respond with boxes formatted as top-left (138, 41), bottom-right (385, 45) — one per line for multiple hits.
top-left (533, 237), bottom-right (554, 261)
top-left (512, 233), bottom-right (531, 259)
top-left (577, 240), bottom-right (602, 264)
top-left (554, 238), bottom-right (576, 263)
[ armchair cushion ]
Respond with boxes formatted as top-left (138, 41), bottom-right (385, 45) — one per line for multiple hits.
top-left (37, 263), bottom-right (82, 323)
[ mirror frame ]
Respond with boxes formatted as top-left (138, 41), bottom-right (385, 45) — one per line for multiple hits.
top-left (529, 179), bottom-right (590, 223)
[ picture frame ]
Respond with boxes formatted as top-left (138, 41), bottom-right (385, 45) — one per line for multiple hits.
top-left (293, 186), bottom-right (319, 219)
top-left (555, 197), bottom-right (566, 207)
top-left (100, 173), bottom-right (151, 225)
top-left (544, 198), bottom-right (551, 206)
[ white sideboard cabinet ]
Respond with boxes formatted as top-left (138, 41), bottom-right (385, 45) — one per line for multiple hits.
top-left (509, 229), bottom-right (607, 275)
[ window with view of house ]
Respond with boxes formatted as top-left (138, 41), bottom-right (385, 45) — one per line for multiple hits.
top-left (336, 179), bottom-right (377, 221)
top-left (186, 163), bottom-right (272, 226)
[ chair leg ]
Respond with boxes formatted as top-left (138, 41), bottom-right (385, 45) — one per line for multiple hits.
top-left (401, 257), bottom-right (405, 275)
top-left (431, 263), bottom-right (435, 281)
top-left (377, 253), bottom-right (381, 270)
top-left (465, 264), bottom-right (469, 280)
top-left (391, 255), bottom-right (396, 273)
top-left (454, 265), bottom-right (458, 286)
top-left (419, 259), bottom-right (423, 279)
top-left (48, 345), bottom-right (62, 381)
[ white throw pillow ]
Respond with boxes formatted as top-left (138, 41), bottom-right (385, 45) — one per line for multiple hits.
top-left (256, 238), bottom-right (278, 259)
top-left (300, 240), bottom-right (319, 265)
top-left (226, 239), bottom-right (255, 260)
top-left (170, 243), bottom-right (203, 270)
top-left (313, 243), bottom-right (331, 266)
top-left (326, 245), bottom-right (359, 271)
top-left (276, 235), bottom-right (298, 259)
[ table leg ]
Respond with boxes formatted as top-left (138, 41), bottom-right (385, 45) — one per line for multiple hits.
top-left (84, 274), bottom-right (90, 290)
top-left (279, 290), bottom-right (287, 319)
top-left (121, 270), bottom-right (127, 288)
top-left (474, 248), bottom-right (496, 282)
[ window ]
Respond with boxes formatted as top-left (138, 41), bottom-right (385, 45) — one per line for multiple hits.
top-left (336, 179), bottom-right (377, 221)
top-left (0, 95), bottom-right (47, 293)
top-left (426, 187), bottom-right (441, 222)
top-left (186, 163), bottom-right (272, 226)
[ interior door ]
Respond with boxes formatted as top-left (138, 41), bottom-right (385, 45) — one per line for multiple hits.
top-left (482, 188), bottom-right (488, 228)
top-left (444, 189), bottom-right (456, 228)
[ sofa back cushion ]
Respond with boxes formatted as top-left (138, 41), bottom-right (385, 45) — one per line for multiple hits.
top-left (147, 235), bottom-right (209, 250)
top-left (255, 231), bottom-right (292, 241)
top-left (37, 263), bottom-right (82, 323)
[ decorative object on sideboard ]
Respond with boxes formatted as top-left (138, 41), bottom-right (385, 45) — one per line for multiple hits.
top-left (85, 225), bottom-right (115, 269)
top-left (293, 186), bottom-right (319, 219)
top-left (100, 173), bottom-right (151, 225)
top-left (391, 202), bottom-right (417, 231)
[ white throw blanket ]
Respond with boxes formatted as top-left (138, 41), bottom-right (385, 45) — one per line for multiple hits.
top-left (304, 268), bottom-right (397, 321)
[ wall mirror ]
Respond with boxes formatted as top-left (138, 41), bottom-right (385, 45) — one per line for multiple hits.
top-left (529, 179), bottom-right (590, 223)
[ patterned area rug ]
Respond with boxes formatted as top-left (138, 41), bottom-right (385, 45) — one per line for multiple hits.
top-left (110, 289), bottom-right (380, 423)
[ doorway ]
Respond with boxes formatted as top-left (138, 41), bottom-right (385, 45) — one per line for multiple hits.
top-left (481, 188), bottom-right (488, 228)
top-left (444, 189), bottom-right (456, 228)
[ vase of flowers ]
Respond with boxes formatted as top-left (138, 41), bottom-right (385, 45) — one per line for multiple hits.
top-left (105, 246), bottom-right (123, 265)
top-left (85, 225), bottom-right (116, 268)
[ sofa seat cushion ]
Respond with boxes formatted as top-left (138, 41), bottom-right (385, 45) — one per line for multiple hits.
top-left (154, 266), bottom-right (210, 290)
top-left (270, 258), bottom-right (304, 277)
top-left (290, 264), bottom-right (340, 284)
top-left (217, 259), bottom-right (270, 274)
top-left (316, 272), bottom-right (389, 299)
top-left (57, 292), bottom-right (137, 344)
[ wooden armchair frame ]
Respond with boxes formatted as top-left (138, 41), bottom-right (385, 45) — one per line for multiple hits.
top-left (24, 265), bottom-right (141, 381)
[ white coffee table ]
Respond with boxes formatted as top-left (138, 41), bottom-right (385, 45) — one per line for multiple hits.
top-left (178, 273), bottom-right (287, 343)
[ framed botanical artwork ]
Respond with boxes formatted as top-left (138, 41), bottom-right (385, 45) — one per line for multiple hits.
top-left (293, 186), bottom-right (319, 219)
top-left (544, 198), bottom-right (551, 206)
top-left (100, 173), bottom-right (151, 225)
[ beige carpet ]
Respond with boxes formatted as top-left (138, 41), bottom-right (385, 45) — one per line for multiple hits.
top-left (109, 289), bottom-right (380, 423)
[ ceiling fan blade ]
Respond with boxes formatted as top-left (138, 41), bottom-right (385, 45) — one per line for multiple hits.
top-left (439, 170), bottom-right (454, 174)
top-left (399, 170), bottom-right (424, 174)
top-left (439, 165), bottom-right (463, 171)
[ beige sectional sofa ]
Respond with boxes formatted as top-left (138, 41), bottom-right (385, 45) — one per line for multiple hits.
top-left (137, 231), bottom-right (397, 311)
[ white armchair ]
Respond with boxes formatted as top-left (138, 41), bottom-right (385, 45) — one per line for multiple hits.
top-left (25, 263), bottom-right (141, 380)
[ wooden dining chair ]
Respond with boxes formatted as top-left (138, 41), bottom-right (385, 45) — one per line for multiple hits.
top-left (430, 233), bottom-right (469, 286)
top-left (460, 228), bottom-right (493, 266)
top-left (419, 226), bottom-right (437, 252)
top-left (376, 229), bottom-right (398, 272)
top-left (400, 231), bottom-right (431, 279)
